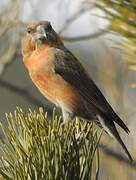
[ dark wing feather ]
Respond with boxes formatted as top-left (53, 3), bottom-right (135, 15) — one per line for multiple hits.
top-left (54, 47), bottom-right (129, 133)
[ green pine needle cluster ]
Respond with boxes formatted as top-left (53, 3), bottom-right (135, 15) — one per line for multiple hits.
top-left (0, 107), bottom-right (102, 180)
top-left (91, 0), bottom-right (136, 86)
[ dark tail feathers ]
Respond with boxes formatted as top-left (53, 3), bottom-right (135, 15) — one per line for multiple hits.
top-left (98, 113), bottom-right (133, 161)
top-left (107, 110), bottom-right (129, 134)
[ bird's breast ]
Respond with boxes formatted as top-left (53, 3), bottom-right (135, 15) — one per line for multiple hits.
top-left (24, 48), bottom-right (82, 112)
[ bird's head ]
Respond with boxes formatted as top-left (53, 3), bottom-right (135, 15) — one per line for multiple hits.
top-left (22, 21), bottom-right (63, 58)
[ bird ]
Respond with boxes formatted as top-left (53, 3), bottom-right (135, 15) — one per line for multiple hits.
top-left (22, 21), bottom-right (133, 161)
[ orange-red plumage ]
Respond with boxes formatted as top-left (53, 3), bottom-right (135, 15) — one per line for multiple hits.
top-left (22, 21), bottom-right (132, 161)
top-left (23, 41), bottom-right (83, 114)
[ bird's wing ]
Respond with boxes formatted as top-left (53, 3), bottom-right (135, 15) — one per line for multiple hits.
top-left (54, 47), bottom-right (129, 133)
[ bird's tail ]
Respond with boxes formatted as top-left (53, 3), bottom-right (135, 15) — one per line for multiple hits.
top-left (97, 114), bottom-right (133, 161)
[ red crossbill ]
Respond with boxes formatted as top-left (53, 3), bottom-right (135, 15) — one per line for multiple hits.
top-left (22, 21), bottom-right (132, 161)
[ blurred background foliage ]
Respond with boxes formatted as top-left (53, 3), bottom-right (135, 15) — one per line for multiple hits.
top-left (92, 0), bottom-right (136, 87)
top-left (0, 0), bottom-right (136, 179)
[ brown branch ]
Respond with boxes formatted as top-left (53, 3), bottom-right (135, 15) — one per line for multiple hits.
top-left (61, 27), bottom-right (110, 42)
top-left (0, 79), bottom-right (51, 113)
top-left (99, 144), bottom-right (136, 168)
top-left (59, 6), bottom-right (95, 34)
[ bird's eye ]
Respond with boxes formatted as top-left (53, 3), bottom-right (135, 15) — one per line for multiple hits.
top-left (27, 28), bottom-right (33, 34)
